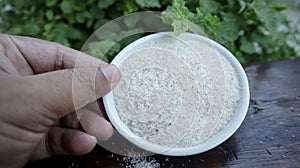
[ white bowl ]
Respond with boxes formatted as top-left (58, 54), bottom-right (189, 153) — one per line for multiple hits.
top-left (103, 32), bottom-right (250, 156)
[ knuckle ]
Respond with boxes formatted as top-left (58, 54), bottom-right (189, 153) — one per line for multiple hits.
top-left (54, 43), bottom-right (65, 70)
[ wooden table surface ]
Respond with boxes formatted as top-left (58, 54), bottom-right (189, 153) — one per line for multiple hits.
top-left (25, 60), bottom-right (300, 168)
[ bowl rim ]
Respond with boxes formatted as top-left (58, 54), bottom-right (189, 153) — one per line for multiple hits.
top-left (103, 32), bottom-right (250, 156)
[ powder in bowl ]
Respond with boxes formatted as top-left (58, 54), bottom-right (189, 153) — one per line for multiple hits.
top-left (104, 32), bottom-right (247, 155)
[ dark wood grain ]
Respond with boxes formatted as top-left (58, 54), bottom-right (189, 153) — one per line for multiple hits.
top-left (25, 60), bottom-right (300, 168)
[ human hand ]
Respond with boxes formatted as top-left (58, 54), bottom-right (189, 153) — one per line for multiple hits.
top-left (0, 34), bottom-right (121, 168)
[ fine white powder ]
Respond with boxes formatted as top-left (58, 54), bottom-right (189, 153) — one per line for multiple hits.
top-left (121, 153), bottom-right (160, 168)
top-left (113, 33), bottom-right (240, 147)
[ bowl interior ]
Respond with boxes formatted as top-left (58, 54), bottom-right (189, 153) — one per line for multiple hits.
top-left (103, 32), bottom-right (250, 156)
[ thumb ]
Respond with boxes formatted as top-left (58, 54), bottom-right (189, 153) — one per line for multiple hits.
top-left (28, 64), bottom-right (121, 118)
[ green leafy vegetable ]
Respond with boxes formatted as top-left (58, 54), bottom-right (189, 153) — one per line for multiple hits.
top-left (0, 0), bottom-right (298, 63)
top-left (162, 0), bottom-right (299, 63)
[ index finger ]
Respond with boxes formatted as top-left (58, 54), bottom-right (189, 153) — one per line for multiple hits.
top-left (2, 34), bottom-right (107, 74)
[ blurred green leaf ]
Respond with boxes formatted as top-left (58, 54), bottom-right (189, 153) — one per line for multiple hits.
top-left (199, 0), bottom-right (219, 14)
top-left (64, 14), bottom-right (76, 24)
top-left (215, 15), bottom-right (239, 44)
top-left (46, 0), bottom-right (57, 7)
top-left (66, 27), bottom-right (83, 40)
top-left (240, 37), bottom-right (255, 54)
top-left (73, 1), bottom-right (86, 11)
top-left (125, 1), bottom-right (139, 14)
top-left (98, 0), bottom-right (116, 9)
top-left (90, 5), bottom-right (105, 19)
top-left (252, 0), bottom-right (285, 34)
top-left (8, 27), bottom-right (23, 35)
top-left (60, 0), bottom-right (73, 14)
top-left (75, 13), bottom-right (85, 23)
top-left (46, 9), bottom-right (54, 20)
top-left (135, 0), bottom-right (161, 8)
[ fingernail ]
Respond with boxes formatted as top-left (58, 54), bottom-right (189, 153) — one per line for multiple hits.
top-left (100, 64), bottom-right (121, 83)
top-left (88, 134), bottom-right (97, 143)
